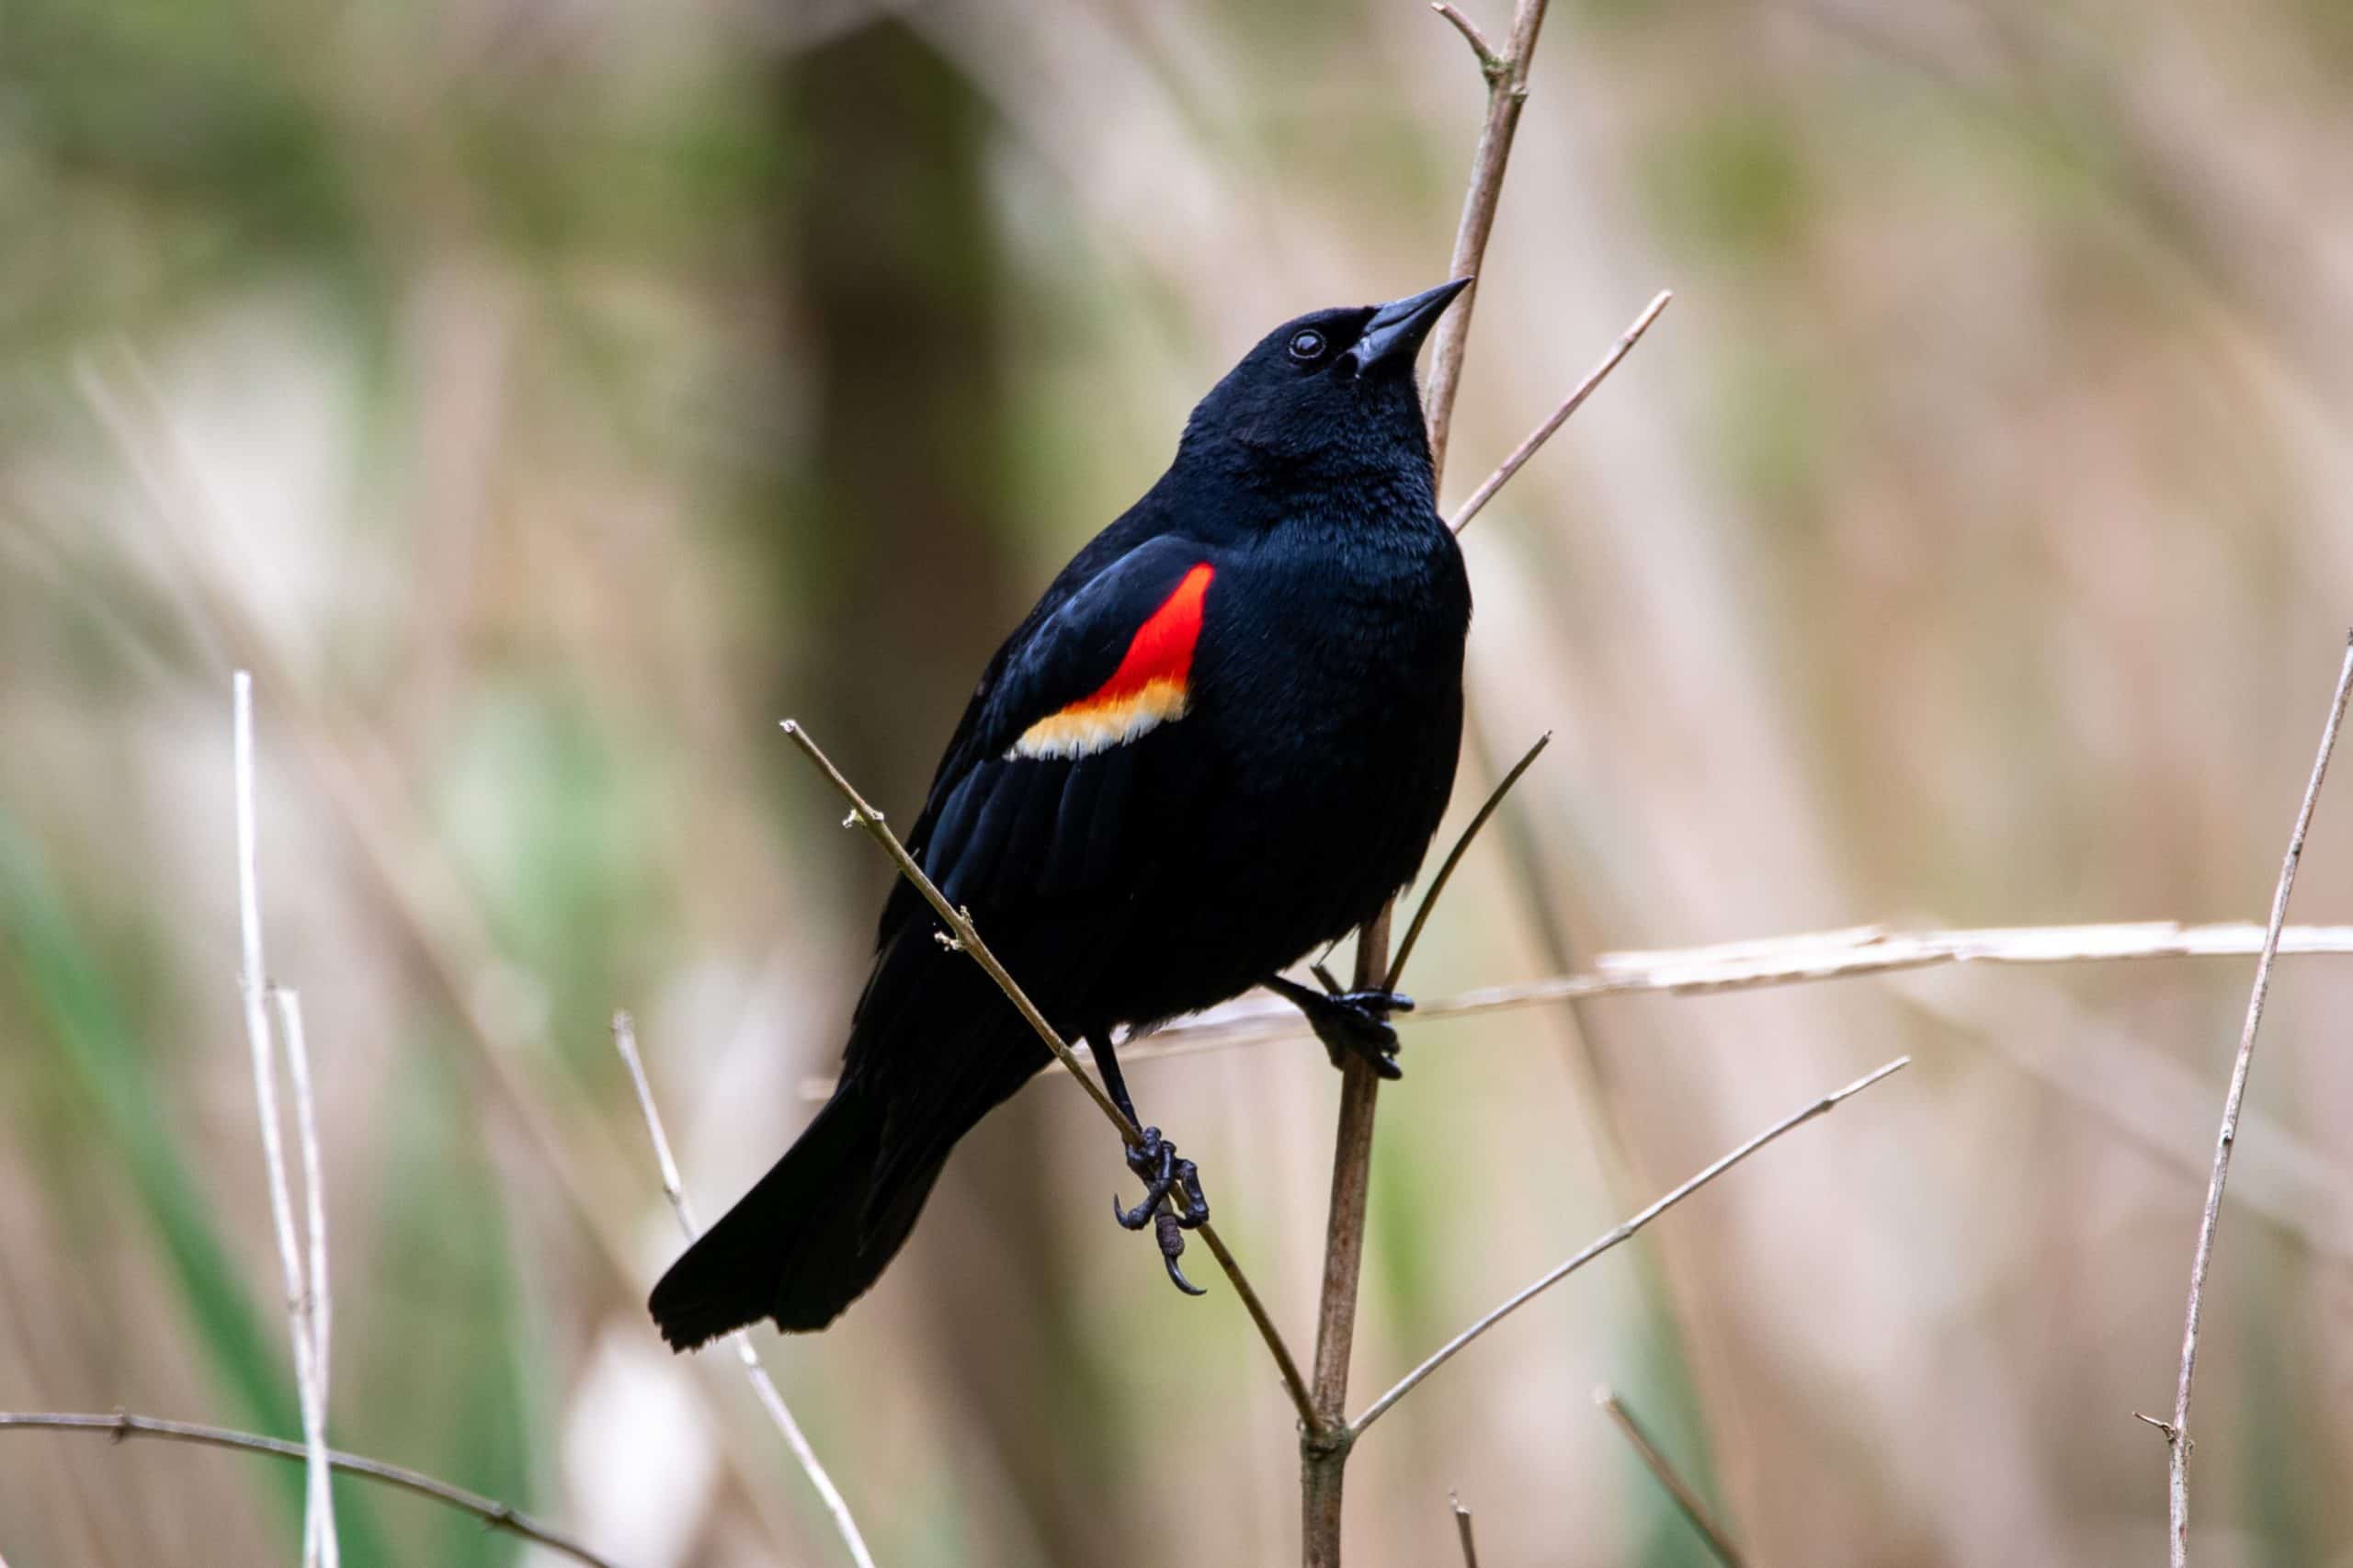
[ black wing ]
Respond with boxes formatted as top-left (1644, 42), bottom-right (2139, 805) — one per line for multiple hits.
top-left (844, 533), bottom-right (1222, 1168)
top-left (881, 532), bottom-right (1219, 936)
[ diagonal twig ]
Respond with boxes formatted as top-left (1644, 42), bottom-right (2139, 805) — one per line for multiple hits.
top-left (233, 671), bottom-right (335, 1567)
top-left (778, 719), bottom-right (1319, 1434)
top-left (2164, 631), bottom-right (2353, 1566)
top-left (0, 1412), bottom-right (620, 1568)
top-left (1449, 291), bottom-right (1673, 535)
top-left (1595, 1386), bottom-right (1747, 1567)
top-left (1386, 732), bottom-right (1551, 990)
top-left (1349, 1056), bottom-right (1908, 1434)
top-left (611, 1014), bottom-right (877, 1568)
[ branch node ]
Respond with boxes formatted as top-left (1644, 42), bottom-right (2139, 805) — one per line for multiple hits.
top-left (1301, 1422), bottom-right (1356, 1460)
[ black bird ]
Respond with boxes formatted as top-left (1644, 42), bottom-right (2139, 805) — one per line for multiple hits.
top-left (651, 280), bottom-right (1473, 1347)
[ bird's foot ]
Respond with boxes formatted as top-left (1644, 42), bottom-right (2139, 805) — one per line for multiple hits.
top-left (1265, 972), bottom-right (1414, 1079)
top-left (1111, 1126), bottom-right (1210, 1296)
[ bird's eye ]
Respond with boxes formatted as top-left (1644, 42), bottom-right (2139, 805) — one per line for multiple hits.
top-left (1287, 329), bottom-right (1327, 363)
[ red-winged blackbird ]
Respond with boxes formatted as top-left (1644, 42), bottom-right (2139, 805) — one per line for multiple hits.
top-left (652, 280), bottom-right (1473, 1346)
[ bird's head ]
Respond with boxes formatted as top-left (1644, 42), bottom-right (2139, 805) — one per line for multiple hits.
top-left (1177, 278), bottom-right (1471, 493)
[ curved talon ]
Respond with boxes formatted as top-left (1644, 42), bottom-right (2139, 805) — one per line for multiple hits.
top-left (1162, 1250), bottom-right (1206, 1296)
top-left (1106, 1122), bottom-right (1214, 1293)
top-left (1156, 1210), bottom-right (1207, 1296)
top-left (1115, 1178), bottom-right (1170, 1229)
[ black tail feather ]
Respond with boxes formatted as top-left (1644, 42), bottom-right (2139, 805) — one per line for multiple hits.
top-left (648, 1078), bottom-right (945, 1348)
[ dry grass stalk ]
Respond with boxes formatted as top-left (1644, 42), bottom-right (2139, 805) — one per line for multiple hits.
top-left (1594, 1386), bottom-right (1747, 1567)
top-left (233, 672), bottom-right (336, 1568)
top-left (610, 1013), bottom-right (878, 1568)
top-left (2161, 632), bottom-right (2353, 1565)
top-left (1449, 1492), bottom-right (1480, 1568)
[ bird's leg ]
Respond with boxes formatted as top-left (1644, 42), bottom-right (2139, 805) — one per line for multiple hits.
top-left (1263, 971), bottom-right (1415, 1079)
top-left (1088, 1030), bottom-right (1210, 1296)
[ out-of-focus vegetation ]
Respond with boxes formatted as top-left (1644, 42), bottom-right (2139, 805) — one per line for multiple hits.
top-left (4, 0), bottom-right (2351, 1564)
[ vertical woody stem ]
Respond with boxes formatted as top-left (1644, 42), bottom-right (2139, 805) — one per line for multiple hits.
top-left (1302, 8), bottom-right (1552, 1560)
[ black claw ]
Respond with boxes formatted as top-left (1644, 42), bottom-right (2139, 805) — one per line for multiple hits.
top-left (1156, 1210), bottom-right (1207, 1296)
top-left (1090, 1032), bottom-right (1211, 1298)
top-left (1265, 973), bottom-right (1411, 1076)
top-left (1109, 1126), bottom-right (1214, 1292)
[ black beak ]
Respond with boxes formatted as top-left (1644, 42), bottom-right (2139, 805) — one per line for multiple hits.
top-left (1344, 278), bottom-right (1472, 374)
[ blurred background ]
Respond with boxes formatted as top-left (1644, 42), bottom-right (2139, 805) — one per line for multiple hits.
top-left (4, 0), bottom-right (2352, 1563)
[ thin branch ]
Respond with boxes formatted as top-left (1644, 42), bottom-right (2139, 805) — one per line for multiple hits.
top-left (796, 919), bottom-right (2353, 1099)
top-left (233, 671), bottom-right (335, 1567)
top-left (1107, 920), bottom-right (2353, 1069)
top-left (1448, 291), bottom-right (1674, 535)
top-left (1594, 1387), bottom-right (1746, 1567)
top-left (1307, 917), bottom-right (1387, 1453)
top-left (1420, 0), bottom-right (1556, 481)
top-left (777, 720), bottom-right (1319, 1433)
top-left (1431, 5), bottom-right (1501, 74)
top-left (1388, 731), bottom-right (1550, 989)
top-left (0, 1413), bottom-right (620, 1568)
top-left (1350, 1056), bottom-right (1908, 1435)
top-left (610, 1015), bottom-right (878, 1568)
top-left (2165, 631), bottom-right (2353, 1567)
top-left (1308, 8), bottom-right (1557, 1558)
top-left (271, 986), bottom-right (336, 1568)
top-left (1449, 1492), bottom-right (1482, 1568)
top-left (783, 722), bottom-right (1128, 1130)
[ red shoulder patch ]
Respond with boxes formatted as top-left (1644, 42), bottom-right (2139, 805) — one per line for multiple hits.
top-left (1011, 562), bottom-right (1214, 759)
